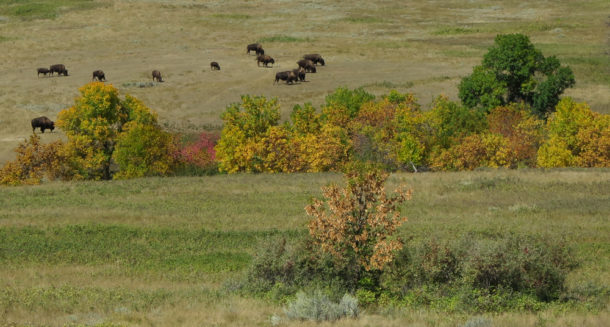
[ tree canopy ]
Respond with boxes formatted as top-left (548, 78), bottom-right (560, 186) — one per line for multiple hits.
top-left (459, 33), bottom-right (575, 117)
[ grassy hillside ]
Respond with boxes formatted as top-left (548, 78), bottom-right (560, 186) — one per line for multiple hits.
top-left (1, 169), bottom-right (609, 326)
top-left (1, 0), bottom-right (609, 163)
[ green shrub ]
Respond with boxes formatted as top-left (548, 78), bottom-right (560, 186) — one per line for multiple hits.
top-left (463, 235), bottom-right (576, 301)
top-left (284, 290), bottom-right (358, 321)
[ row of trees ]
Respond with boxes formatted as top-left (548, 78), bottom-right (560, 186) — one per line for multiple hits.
top-left (215, 90), bottom-right (608, 173)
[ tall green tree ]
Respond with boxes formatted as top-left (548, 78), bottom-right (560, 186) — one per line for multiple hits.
top-left (459, 34), bottom-right (575, 117)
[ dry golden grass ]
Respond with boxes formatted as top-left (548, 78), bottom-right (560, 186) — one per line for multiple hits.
top-left (1, 0), bottom-right (608, 164)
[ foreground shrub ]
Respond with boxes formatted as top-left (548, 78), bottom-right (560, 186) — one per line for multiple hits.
top-left (463, 235), bottom-right (576, 301)
top-left (284, 290), bottom-right (359, 322)
top-left (306, 169), bottom-right (412, 289)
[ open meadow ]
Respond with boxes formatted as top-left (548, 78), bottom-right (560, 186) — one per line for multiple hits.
top-left (0, 0), bottom-right (609, 163)
top-left (1, 0), bottom-right (609, 326)
top-left (1, 169), bottom-right (609, 326)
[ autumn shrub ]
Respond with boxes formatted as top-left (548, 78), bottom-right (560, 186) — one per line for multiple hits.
top-left (306, 169), bottom-right (411, 291)
top-left (112, 122), bottom-right (176, 179)
top-left (487, 104), bottom-right (543, 167)
top-left (215, 95), bottom-right (281, 173)
top-left (537, 98), bottom-right (610, 167)
top-left (0, 134), bottom-right (65, 185)
top-left (350, 92), bottom-right (421, 170)
top-left (173, 132), bottom-right (219, 175)
top-left (324, 86), bottom-right (375, 119)
top-left (430, 133), bottom-right (514, 171)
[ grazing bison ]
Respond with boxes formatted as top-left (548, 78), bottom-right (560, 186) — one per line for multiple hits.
top-left (257, 55), bottom-right (275, 67)
top-left (297, 59), bottom-right (316, 73)
top-left (152, 70), bottom-right (164, 82)
top-left (92, 70), bottom-right (106, 81)
top-left (37, 68), bottom-right (50, 77)
top-left (210, 62), bottom-right (220, 70)
top-left (31, 116), bottom-right (55, 133)
top-left (303, 54), bottom-right (325, 66)
top-left (274, 71), bottom-right (298, 85)
top-left (292, 68), bottom-right (306, 82)
top-left (49, 64), bottom-right (68, 76)
top-left (247, 43), bottom-right (264, 55)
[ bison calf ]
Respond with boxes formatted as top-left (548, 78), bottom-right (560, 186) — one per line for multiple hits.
top-left (257, 55), bottom-right (275, 67)
top-left (152, 70), bottom-right (164, 82)
top-left (49, 64), bottom-right (68, 76)
top-left (37, 68), bottom-right (50, 77)
top-left (210, 62), bottom-right (220, 70)
top-left (31, 116), bottom-right (55, 134)
top-left (92, 70), bottom-right (106, 81)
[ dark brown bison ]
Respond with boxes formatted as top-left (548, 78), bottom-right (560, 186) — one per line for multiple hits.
top-left (297, 59), bottom-right (316, 73)
top-left (31, 116), bottom-right (55, 133)
top-left (210, 62), bottom-right (220, 70)
top-left (37, 68), bottom-right (50, 77)
top-left (92, 70), bottom-right (106, 81)
top-left (247, 43), bottom-right (264, 55)
top-left (257, 55), bottom-right (275, 67)
top-left (292, 68), bottom-right (306, 82)
top-left (303, 54), bottom-right (325, 66)
top-left (49, 64), bottom-right (68, 76)
top-left (152, 70), bottom-right (164, 82)
top-left (274, 71), bottom-right (298, 85)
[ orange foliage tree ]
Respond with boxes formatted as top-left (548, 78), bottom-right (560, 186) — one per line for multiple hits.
top-left (0, 134), bottom-right (65, 185)
top-left (306, 169), bottom-right (411, 285)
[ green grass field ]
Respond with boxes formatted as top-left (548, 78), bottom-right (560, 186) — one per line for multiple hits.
top-left (1, 169), bottom-right (609, 326)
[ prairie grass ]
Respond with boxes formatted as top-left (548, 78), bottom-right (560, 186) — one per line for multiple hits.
top-left (0, 0), bottom-right (102, 20)
top-left (1, 170), bottom-right (609, 325)
top-left (257, 35), bottom-right (314, 43)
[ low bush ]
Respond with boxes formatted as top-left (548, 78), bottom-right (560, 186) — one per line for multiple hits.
top-left (172, 132), bottom-right (219, 175)
top-left (284, 290), bottom-right (358, 322)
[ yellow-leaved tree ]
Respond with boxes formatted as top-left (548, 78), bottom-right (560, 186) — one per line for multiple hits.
top-left (537, 98), bottom-right (610, 167)
top-left (57, 82), bottom-right (174, 180)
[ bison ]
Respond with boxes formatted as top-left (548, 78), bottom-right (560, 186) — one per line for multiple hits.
top-left (257, 55), bottom-right (275, 67)
top-left (37, 68), bottom-right (50, 77)
top-left (49, 64), bottom-right (68, 76)
top-left (274, 71), bottom-right (298, 85)
top-left (292, 68), bottom-right (306, 82)
top-left (31, 116), bottom-right (55, 133)
top-left (210, 62), bottom-right (220, 70)
top-left (297, 59), bottom-right (316, 73)
top-left (247, 43), bottom-right (264, 55)
top-left (92, 70), bottom-right (106, 81)
top-left (303, 54), bottom-right (325, 66)
top-left (152, 70), bottom-right (164, 82)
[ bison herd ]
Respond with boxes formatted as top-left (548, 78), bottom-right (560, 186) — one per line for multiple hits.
top-left (245, 42), bottom-right (326, 85)
top-left (31, 42), bottom-right (325, 133)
